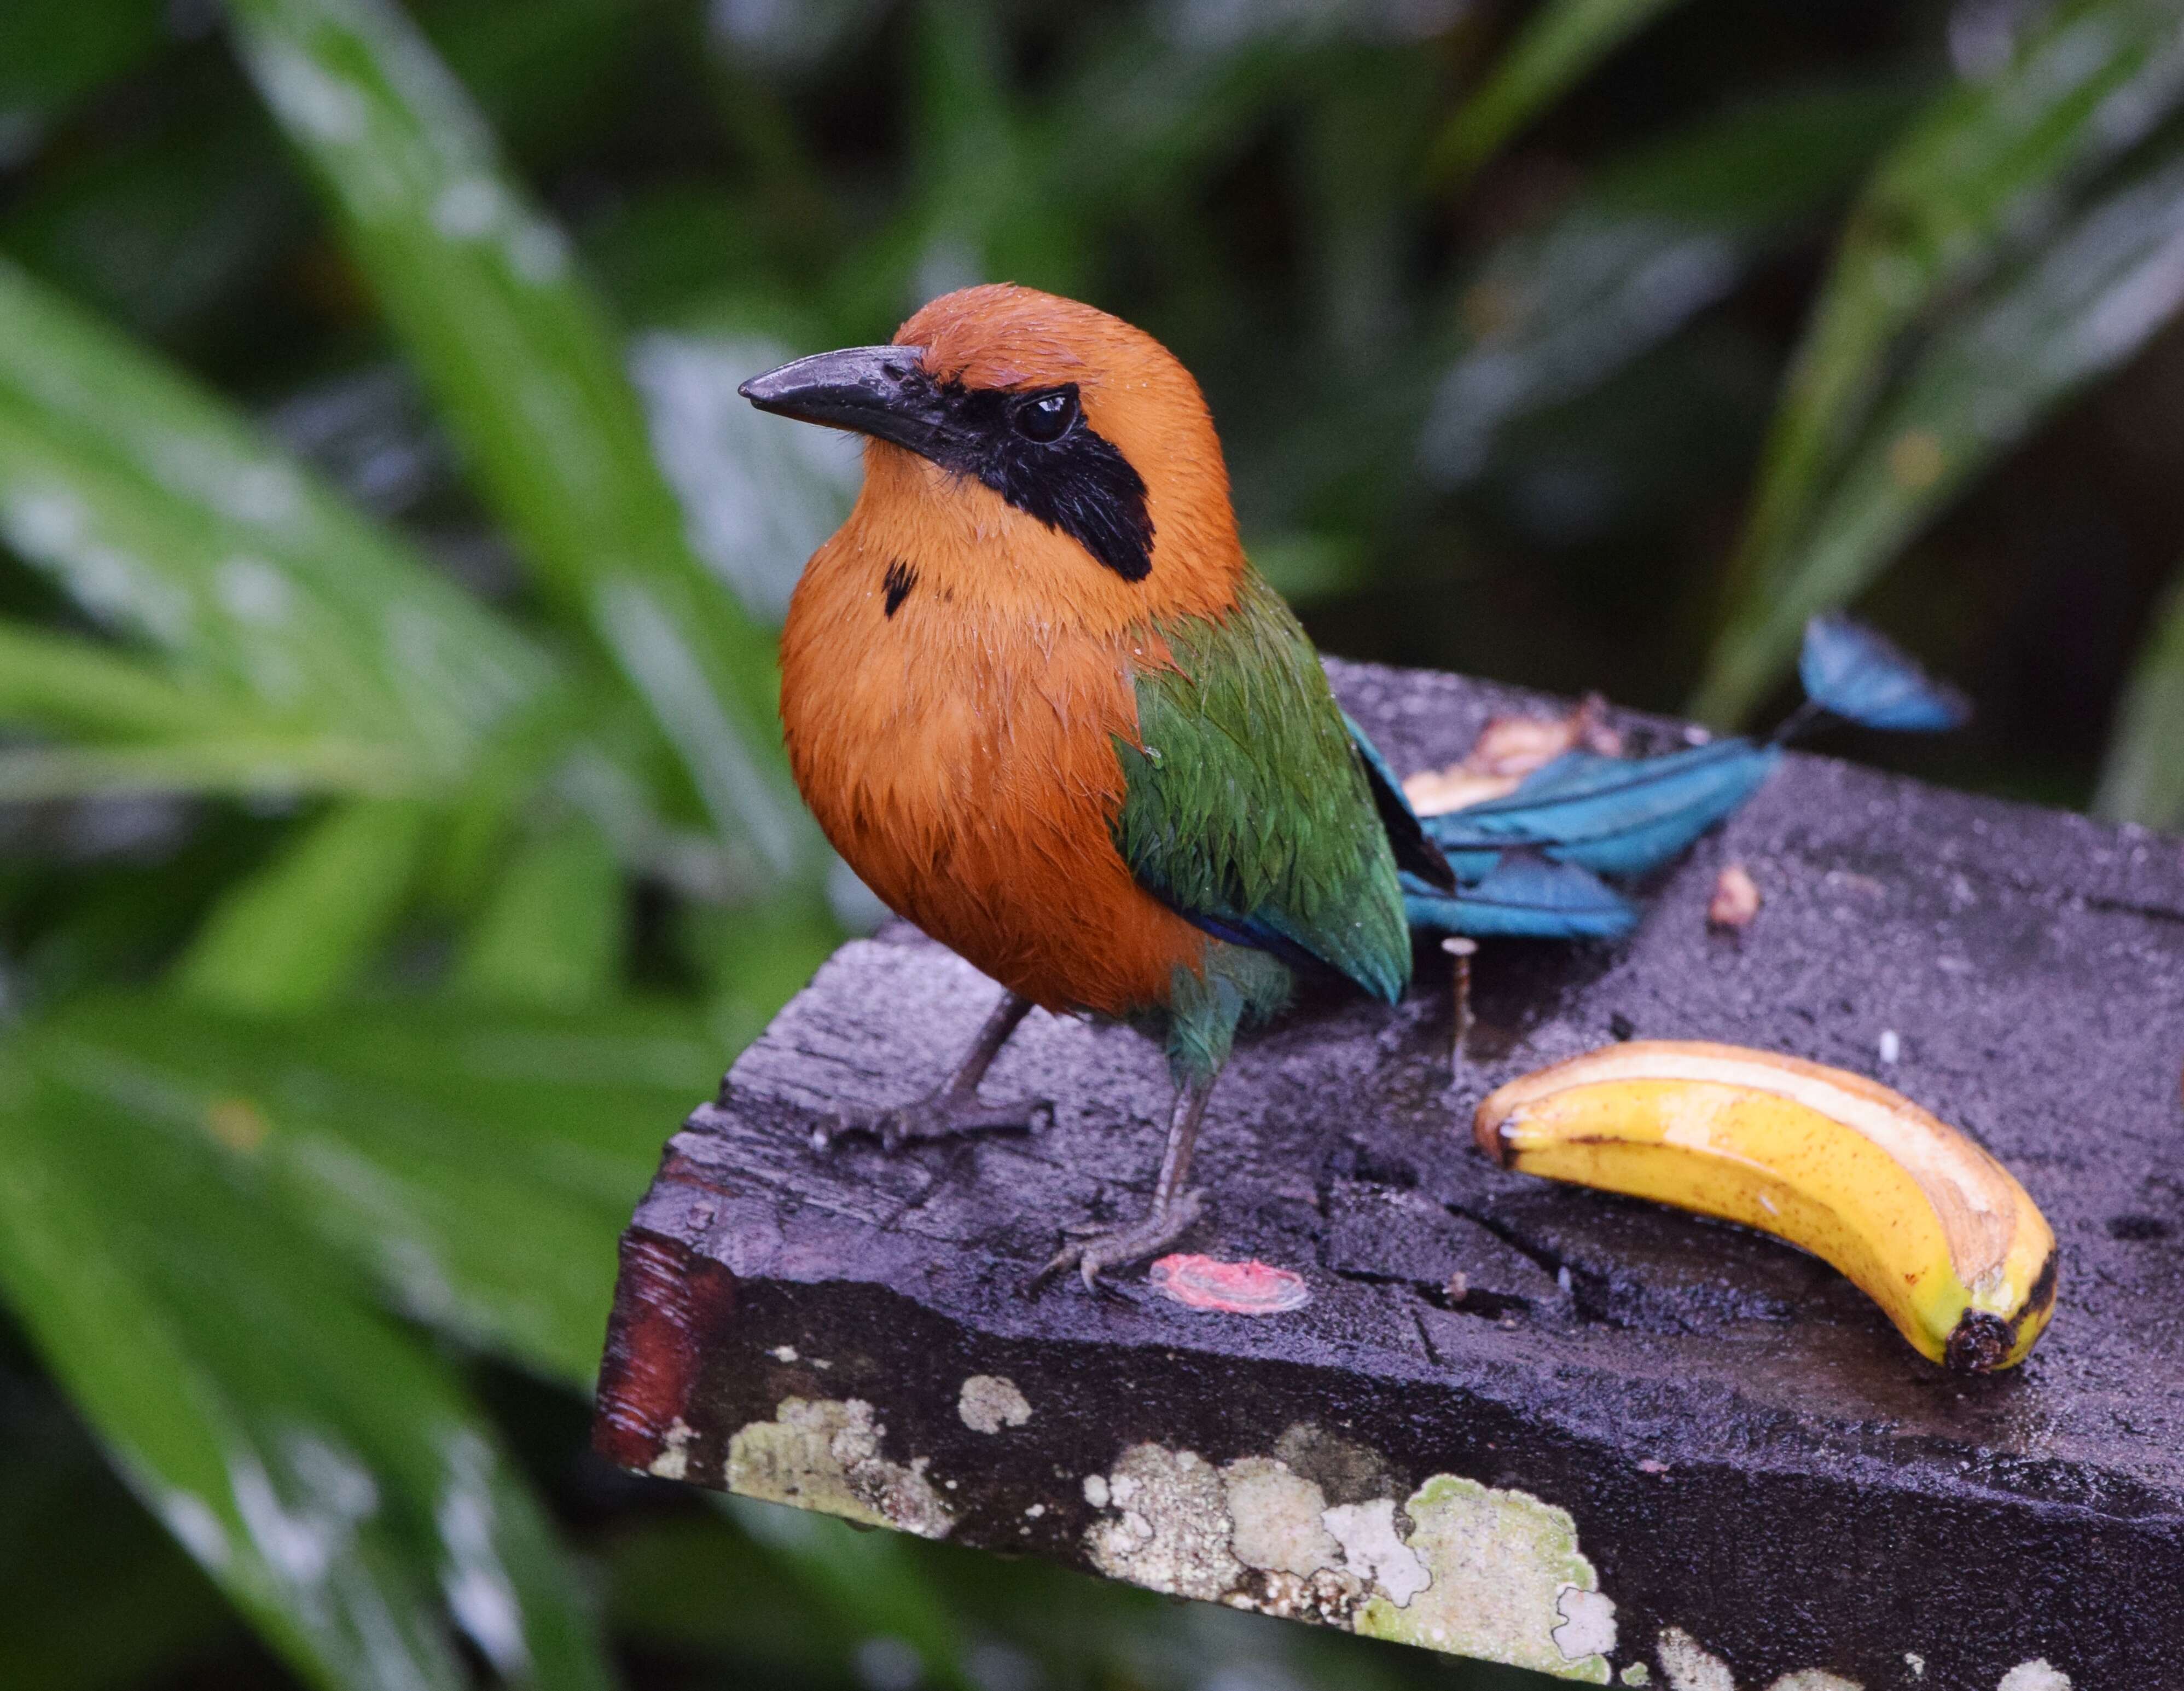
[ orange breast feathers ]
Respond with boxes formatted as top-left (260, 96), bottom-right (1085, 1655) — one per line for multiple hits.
top-left (779, 449), bottom-right (1205, 1018)
top-left (777, 287), bottom-right (1250, 1017)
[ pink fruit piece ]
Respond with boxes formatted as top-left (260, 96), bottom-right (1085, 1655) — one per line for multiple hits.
top-left (1148, 1254), bottom-right (1310, 1315)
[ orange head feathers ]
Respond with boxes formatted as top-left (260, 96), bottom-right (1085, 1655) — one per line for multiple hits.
top-left (745, 283), bottom-right (1246, 635)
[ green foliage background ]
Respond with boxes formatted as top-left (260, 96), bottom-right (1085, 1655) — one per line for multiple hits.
top-left (1, 2), bottom-right (2180, 1688)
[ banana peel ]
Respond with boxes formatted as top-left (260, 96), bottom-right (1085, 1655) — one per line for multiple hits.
top-left (1474, 1041), bottom-right (2058, 1371)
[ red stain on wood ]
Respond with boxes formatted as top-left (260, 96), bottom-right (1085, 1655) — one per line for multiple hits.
top-left (592, 1227), bottom-right (737, 1472)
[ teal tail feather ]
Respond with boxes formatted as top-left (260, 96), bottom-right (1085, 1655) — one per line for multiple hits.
top-left (1402, 852), bottom-right (1638, 940)
top-left (1381, 616), bottom-right (1964, 941)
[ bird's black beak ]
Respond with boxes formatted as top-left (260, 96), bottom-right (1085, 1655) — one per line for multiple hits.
top-left (738, 345), bottom-right (949, 459)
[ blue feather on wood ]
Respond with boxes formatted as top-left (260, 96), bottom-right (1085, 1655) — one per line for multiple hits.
top-left (1424, 740), bottom-right (1781, 879)
top-left (1377, 615), bottom-right (1961, 946)
top-left (1403, 852), bottom-right (1638, 940)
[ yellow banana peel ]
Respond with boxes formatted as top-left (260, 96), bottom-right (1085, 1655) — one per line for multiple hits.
top-left (1474, 1040), bottom-right (2058, 1371)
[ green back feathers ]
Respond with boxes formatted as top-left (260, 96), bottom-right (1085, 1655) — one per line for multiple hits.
top-left (1113, 570), bottom-right (1413, 1014)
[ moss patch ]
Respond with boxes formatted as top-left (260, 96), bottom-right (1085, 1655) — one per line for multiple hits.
top-left (1356, 1474), bottom-right (1612, 1682)
top-left (724, 1397), bottom-right (952, 1538)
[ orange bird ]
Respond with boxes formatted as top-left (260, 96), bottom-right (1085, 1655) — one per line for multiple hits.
top-left (743, 285), bottom-right (1455, 1287)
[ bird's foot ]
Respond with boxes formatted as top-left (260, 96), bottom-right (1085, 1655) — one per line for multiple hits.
top-left (1029, 1188), bottom-right (1207, 1294)
top-left (815, 1088), bottom-right (1052, 1154)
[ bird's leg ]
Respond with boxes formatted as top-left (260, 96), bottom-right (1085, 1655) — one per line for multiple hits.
top-left (817, 991), bottom-right (1050, 1151)
top-left (1033, 1072), bottom-right (1213, 1292)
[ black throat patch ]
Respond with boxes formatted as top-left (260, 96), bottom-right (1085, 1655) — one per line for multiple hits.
top-left (911, 375), bottom-right (1155, 583)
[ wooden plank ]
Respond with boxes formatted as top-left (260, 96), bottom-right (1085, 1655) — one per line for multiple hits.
top-left (594, 658), bottom-right (2184, 1691)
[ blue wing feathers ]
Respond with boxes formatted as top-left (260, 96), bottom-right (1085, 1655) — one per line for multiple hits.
top-left (1403, 854), bottom-right (1639, 940)
top-left (1426, 740), bottom-right (1781, 879)
top-left (1343, 708), bottom-right (1756, 940)
top-left (1393, 615), bottom-right (1960, 941)
top-left (1343, 711), bottom-right (1459, 891)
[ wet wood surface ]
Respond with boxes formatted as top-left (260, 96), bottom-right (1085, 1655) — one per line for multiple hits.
top-left (595, 658), bottom-right (2184, 1691)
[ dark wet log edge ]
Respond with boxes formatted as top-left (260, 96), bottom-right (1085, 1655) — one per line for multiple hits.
top-left (595, 658), bottom-right (2184, 1691)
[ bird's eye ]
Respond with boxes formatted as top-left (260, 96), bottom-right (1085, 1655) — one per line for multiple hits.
top-left (1013, 388), bottom-right (1078, 443)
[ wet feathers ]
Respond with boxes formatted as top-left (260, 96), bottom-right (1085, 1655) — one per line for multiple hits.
top-left (777, 285), bottom-right (1418, 1075)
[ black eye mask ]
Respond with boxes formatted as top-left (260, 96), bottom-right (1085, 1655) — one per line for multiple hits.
top-left (741, 350), bottom-right (1156, 582)
top-left (922, 378), bottom-right (1155, 584)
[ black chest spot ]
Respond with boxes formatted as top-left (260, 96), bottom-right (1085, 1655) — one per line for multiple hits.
top-left (882, 560), bottom-right (916, 618)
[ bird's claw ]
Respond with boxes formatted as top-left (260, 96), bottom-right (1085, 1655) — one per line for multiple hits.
top-left (814, 1091), bottom-right (1052, 1153)
top-left (1027, 1188), bottom-right (1207, 1295)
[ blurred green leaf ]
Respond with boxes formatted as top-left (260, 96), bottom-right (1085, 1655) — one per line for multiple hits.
top-left (1297, 46), bottom-right (1446, 361)
top-left (680, 893), bottom-right (843, 1053)
top-left (176, 798), bottom-right (433, 1015)
top-left (0, 1), bottom-right (169, 158)
top-left (2095, 567), bottom-right (2184, 829)
top-left (0, 738), bottom-right (422, 803)
top-left (1, 108), bottom-right (311, 343)
top-left (626, 329), bottom-right (858, 623)
top-left (26, 994), bottom-right (715, 1388)
top-left (425, 0), bottom-right (672, 161)
top-left (225, 0), bottom-right (816, 883)
top-left (800, 9), bottom-right (1322, 341)
top-left (1, 814), bottom-right (281, 1011)
top-left (1471, 326), bottom-right (1770, 556)
top-left (0, 256), bottom-right (555, 784)
top-left (1697, 147), bottom-right (2184, 723)
top-left (0, 619), bottom-right (421, 802)
top-left (1697, 0), bottom-right (2184, 722)
top-left (456, 814), bottom-right (625, 1011)
top-left (0, 621), bottom-right (252, 740)
top-left (602, 1511), bottom-right (852, 1682)
top-left (914, 0), bottom-right (1013, 211)
top-left (724, 1496), bottom-right (974, 1691)
top-left (1421, 79), bottom-right (1922, 482)
top-left (1247, 531), bottom-right (1370, 602)
top-left (1426, 0), bottom-right (1691, 187)
top-left (0, 1013), bottom-right (618, 1691)
top-left (1043, 24), bottom-right (1307, 216)
top-left (817, 0), bottom-right (1047, 333)
top-left (679, 57), bottom-right (833, 289)
top-left (583, 188), bottom-right (769, 329)
top-left (1, 0), bottom-right (663, 348)
top-left (0, 1369), bottom-right (236, 1691)
top-left (419, 692), bottom-right (649, 913)
top-left (701, 0), bottom-right (885, 79)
